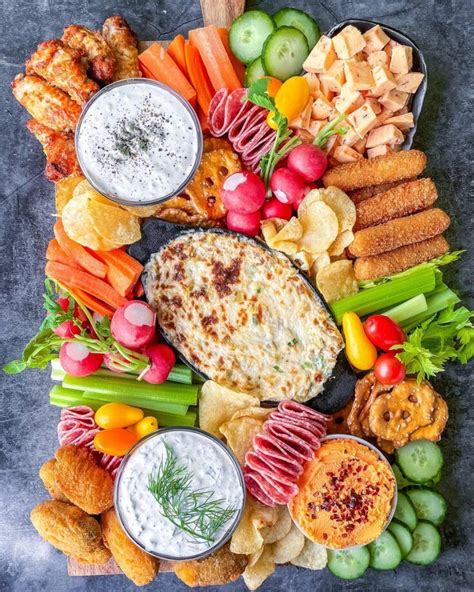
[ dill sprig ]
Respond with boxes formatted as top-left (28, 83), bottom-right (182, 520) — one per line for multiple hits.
top-left (148, 443), bottom-right (237, 544)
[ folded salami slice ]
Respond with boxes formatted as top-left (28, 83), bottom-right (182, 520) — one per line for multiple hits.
top-left (263, 422), bottom-right (314, 460)
top-left (208, 88), bottom-right (248, 136)
top-left (265, 417), bottom-right (321, 448)
top-left (244, 468), bottom-right (296, 506)
top-left (244, 471), bottom-right (275, 507)
top-left (245, 450), bottom-right (298, 482)
top-left (279, 400), bottom-right (331, 422)
top-left (268, 412), bottom-right (327, 439)
top-left (245, 449), bottom-right (303, 479)
top-left (253, 432), bottom-right (306, 465)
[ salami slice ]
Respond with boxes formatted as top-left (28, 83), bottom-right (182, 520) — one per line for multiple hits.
top-left (244, 468), bottom-right (296, 506)
top-left (244, 471), bottom-right (275, 507)
top-left (245, 450), bottom-right (298, 483)
top-left (279, 400), bottom-right (331, 422)
top-left (208, 88), bottom-right (248, 136)
top-left (245, 450), bottom-right (303, 479)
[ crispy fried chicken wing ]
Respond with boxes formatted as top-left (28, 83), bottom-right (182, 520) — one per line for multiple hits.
top-left (26, 119), bottom-right (81, 182)
top-left (62, 24), bottom-right (116, 82)
top-left (101, 509), bottom-right (159, 586)
top-left (31, 500), bottom-right (111, 564)
top-left (12, 73), bottom-right (81, 132)
top-left (102, 16), bottom-right (141, 81)
top-left (25, 39), bottom-right (99, 105)
top-left (39, 458), bottom-right (70, 501)
top-left (55, 445), bottom-right (114, 515)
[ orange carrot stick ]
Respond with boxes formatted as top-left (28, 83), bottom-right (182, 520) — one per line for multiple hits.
top-left (167, 35), bottom-right (188, 77)
top-left (134, 281), bottom-right (145, 298)
top-left (92, 249), bottom-right (143, 297)
top-left (217, 27), bottom-right (245, 85)
top-left (184, 43), bottom-right (214, 116)
top-left (63, 284), bottom-right (114, 318)
top-left (46, 239), bottom-right (81, 269)
top-left (197, 106), bottom-right (210, 133)
top-left (189, 25), bottom-right (241, 92)
top-left (54, 220), bottom-right (107, 279)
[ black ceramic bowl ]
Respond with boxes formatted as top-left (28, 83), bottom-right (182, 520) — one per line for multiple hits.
top-left (326, 19), bottom-right (427, 150)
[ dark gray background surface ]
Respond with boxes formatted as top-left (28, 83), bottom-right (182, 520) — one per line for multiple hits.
top-left (1, 1), bottom-right (472, 591)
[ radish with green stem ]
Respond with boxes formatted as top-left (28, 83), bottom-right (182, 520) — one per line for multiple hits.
top-left (111, 301), bottom-right (156, 350)
top-left (59, 342), bottom-right (103, 377)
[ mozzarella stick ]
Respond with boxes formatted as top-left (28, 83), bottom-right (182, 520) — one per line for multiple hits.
top-left (323, 150), bottom-right (427, 191)
top-left (354, 178), bottom-right (438, 231)
top-left (349, 178), bottom-right (417, 204)
top-left (354, 235), bottom-right (450, 280)
top-left (348, 208), bottom-right (451, 258)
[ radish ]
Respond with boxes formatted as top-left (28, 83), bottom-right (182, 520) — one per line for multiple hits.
top-left (142, 343), bottom-right (176, 384)
top-left (270, 168), bottom-right (306, 205)
top-left (287, 144), bottom-right (327, 182)
top-left (59, 342), bottom-right (103, 377)
top-left (261, 198), bottom-right (293, 220)
top-left (56, 297), bottom-right (70, 312)
top-left (227, 210), bottom-right (261, 237)
top-left (54, 320), bottom-right (81, 338)
top-left (111, 300), bottom-right (156, 350)
top-left (103, 352), bottom-right (126, 373)
top-left (220, 171), bottom-right (266, 214)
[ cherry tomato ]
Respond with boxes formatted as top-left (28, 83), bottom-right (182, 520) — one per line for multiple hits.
top-left (364, 315), bottom-right (406, 352)
top-left (274, 76), bottom-right (310, 122)
top-left (374, 352), bottom-right (406, 385)
top-left (93, 428), bottom-right (138, 457)
top-left (261, 75), bottom-right (282, 97)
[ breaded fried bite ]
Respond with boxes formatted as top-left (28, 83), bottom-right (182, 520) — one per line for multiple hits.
top-left (102, 16), bottom-right (141, 80)
top-left (39, 458), bottom-right (69, 502)
top-left (62, 24), bottom-right (116, 82)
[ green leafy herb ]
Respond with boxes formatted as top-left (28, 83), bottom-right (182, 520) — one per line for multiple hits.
top-left (148, 444), bottom-right (237, 544)
top-left (273, 365), bottom-right (283, 373)
top-left (313, 113), bottom-right (348, 147)
top-left (287, 338), bottom-right (298, 347)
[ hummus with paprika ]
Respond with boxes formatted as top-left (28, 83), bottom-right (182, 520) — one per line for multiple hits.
top-left (289, 437), bottom-right (396, 549)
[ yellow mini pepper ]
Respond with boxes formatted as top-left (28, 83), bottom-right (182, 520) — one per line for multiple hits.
top-left (342, 312), bottom-right (378, 371)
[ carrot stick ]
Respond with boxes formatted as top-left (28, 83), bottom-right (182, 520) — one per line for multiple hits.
top-left (167, 35), bottom-right (188, 77)
top-left (217, 27), bottom-right (245, 85)
top-left (197, 106), bottom-right (210, 133)
top-left (45, 261), bottom-right (127, 310)
top-left (184, 43), bottom-right (214, 116)
top-left (54, 220), bottom-right (107, 279)
top-left (92, 249), bottom-right (143, 297)
top-left (134, 281), bottom-right (145, 298)
top-left (138, 43), bottom-right (196, 106)
top-left (46, 239), bottom-right (81, 269)
top-left (189, 25), bottom-right (241, 92)
top-left (63, 284), bottom-right (114, 318)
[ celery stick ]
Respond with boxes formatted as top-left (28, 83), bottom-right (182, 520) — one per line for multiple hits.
top-left (82, 391), bottom-right (188, 416)
top-left (330, 267), bottom-right (436, 324)
top-left (62, 374), bottom-right (198, 405)
top-left (156, 409), bottom-right (197, 427)
top-left (383, 294), bottom-right (427, 325)
top-left (402, 288), bottom-right (461, 332)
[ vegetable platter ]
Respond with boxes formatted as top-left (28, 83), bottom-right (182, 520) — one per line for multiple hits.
top-left (2, 0), bottom-right (473, 590)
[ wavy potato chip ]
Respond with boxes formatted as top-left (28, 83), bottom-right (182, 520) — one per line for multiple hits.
top-left (219, 409), bottom-right (270, 465)
top-left (55, 174), bottom-right (85, 214)
top-left (88, 199), bottom-right (141, 246)
top-left (290, 250), bottom-right (315, 271)
top-left (312, 252), bottom-right (331, 274)
top-left (62, 192), bottom-right (104, 250)
top-left (272, 523), bottom-right (305, 564)
top-left (122, 203), bottom-right (160, 218)
top-left (297, 189), bottom-right (323, 218)
top-left (316, 260), bottom-right (359, 303)
top-left (243, 545), bottom-right (275, 591)
top-left (230, 498), bottom-right (278, 556)
top-left (273, 217), bottom-right (303, 242)
top-left (290, 539), bottom-right (327, 570)
top-left (328, 230), bottom-right (355, 256)
top-left (273, 240), bottom-right (299, 256)
top-left (261, 506), bottom-right (292, 544)
top-left (319, 186), bottom-right (356, 231)
top-left (299, 201), bottom-right (339, 254)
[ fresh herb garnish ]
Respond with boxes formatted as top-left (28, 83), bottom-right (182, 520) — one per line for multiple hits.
top-left (273, 365), bottom-right (283, 373)
top-left (287, 338), bottom-right (298, 347)
top-left (302, 361), bottom-right (313, 370)
top-left (148, 444), bottom-right (237, 544)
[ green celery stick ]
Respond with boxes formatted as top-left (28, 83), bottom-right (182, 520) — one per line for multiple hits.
top-left (81, 391), bottom-right (188, 416)
top-left (383, 294), bottom-right (427, 324)
top-left (402, 288), bottom-right (461, 331)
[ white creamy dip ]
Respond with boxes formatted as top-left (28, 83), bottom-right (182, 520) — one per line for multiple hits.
top-left (76, 80), bottom-right (200, 203)
top-left (115, 429), bottom-right (244, 559)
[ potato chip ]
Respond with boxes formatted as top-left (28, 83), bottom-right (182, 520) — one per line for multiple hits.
top-left (243, 545), bottom-right (275, 591)
top-left (122, 204), bottom-right (160, 218)
top-left (88, 199), bottom-right (141, 247)
top-left (297, 189), bottom-right (323, 218)
top-left (261, 506), bottom-right (292, 544)
top-left (290, 539), bottom-right (327, 570)
top-left (290, 250), bottom-right (315, 271)
top-left (261, 219), bottom-right (278, 244)
top-left (55, 174), bottom-right (85, 214)
top-left (272, 523), bottom-right (305, 564)
top-left (219, 410), bottom-right (270, 465)
top-left (328, 230), bottom-right (355, 257)
top-left (273, 217), bottom-right (303, 242)
top-left (319, 186), bottom-right (356, 231)
top-left (312, 252), bottom-right (331, 274)
top-left (299, 201), bottom-right (338, 254)
top-left (61, 193), bottom-right (104, 250)
top-left (316, 260), bottom-right (359, 303)
top-left (247, 546), bottom-right (264, 568)
top-left (199, 381), bottom-right (260, 438)
top-left (273, 240), bottom-right (299, 256)
top-left (230, 498), bottom-right (277, 555)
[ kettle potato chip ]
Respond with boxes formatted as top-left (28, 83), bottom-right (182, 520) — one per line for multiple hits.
top-left (316, 260), bottom-right (358, 303)
top-left (299, 201), bottom-right (339, 254)
top-left (242, 545), bottom-right (275, 591)
top-left (272, 523), bottom-right (305, 564)
top-left (290, 539), bottom-right (327, 570)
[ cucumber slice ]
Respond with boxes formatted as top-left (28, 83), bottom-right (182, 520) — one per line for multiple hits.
top-left (396, 440), bottom-right (444, 483)
top-left (405, 488), bottom-right (447, 526)
top-left (405, 521), bottom-right (441, 565)
top-left (388, 520), bottom-right (413, 557)
top-left (244, 57), bottom-right (266, 87)
top-left (393, 491), bottom-right (418, 531)
top-left (262, 26), bottom-right (309, 81)
top-left (392, 464), bottom-right (417, 489)
top-left (327, 547), bottom-right (370, 580)
top-left (368, 530), bottom-right (402, 570)
top-left (229, 10), bottom-right (275, 65)
top-left (273, 7), bottom-right (320, 49)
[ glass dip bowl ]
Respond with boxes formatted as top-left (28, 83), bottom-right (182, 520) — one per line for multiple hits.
top-left (75, 78), bottom-right (203, 206)
top-left (114, 426), bottom-right (246, 561)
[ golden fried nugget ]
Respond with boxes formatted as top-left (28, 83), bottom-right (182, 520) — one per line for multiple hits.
top-left (101, 509), bottom-right (159, 586)
top-left (353, 235), bottom-right (449, 280)
top-left (39, 459), bottom-right (69, 502)
top-left (174, 543), bottom-right (248, 588)
top-left (323, 150), bottom-right (427, 191)
top-left (349, 179), bottom-right (417, 204)
top-left (62, 25), bottom-right (116, 82)
top-left (55, 445), bottom-right (113, 515)
top-left (31, 500), bottom-right (111, 564)
top-left (410, 394), bottom-right (448, 442)
top-left (102, 16), bottom-right (141, 81)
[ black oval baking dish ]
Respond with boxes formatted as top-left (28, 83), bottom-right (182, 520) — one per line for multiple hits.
top-left (326, 18), bottom-right (427, 150)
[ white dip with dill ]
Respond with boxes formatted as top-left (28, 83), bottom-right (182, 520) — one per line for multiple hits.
top-left (115, 429), bottom-right (244, 559)
top-left (76, 80), bottom-right (200, 203)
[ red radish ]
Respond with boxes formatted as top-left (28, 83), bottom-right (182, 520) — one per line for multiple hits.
top-left (261, 198), bottom-right (292, 220)
top-left (59, 342), bottom-right (103, 377)
top-left (270, 168), bottom-right (306, 205)
top-left (56, 297), bottom-right (70, 312)
top-left (103, 352), bottom-right (125, 373)
top-left (287, 144), bottom-right (327, 182)
top-left (227, 210), bottom-right (261, 236)
top-left (54, 320), bottom-right (81, 338)
top-left (220, 171), bottom-right (266, 214)
top-left (111, 301), bottom-right (156, 350)
top-left (142, 343), bottom-right (176, 384)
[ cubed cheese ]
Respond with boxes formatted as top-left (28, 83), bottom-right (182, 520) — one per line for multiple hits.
top-left (385, 112), bottom-right (415, 131)
top-left (367, 50), bottom-right (389, 67)
top-left (303, 72), bottom-right (321, 95)
top-left (319, 78), bottom-right (335, 101)
top-left (395, 72), bottom-right (424, 93)
top-left (378, 89), bottom-right (409, 111)
top-left (332, 25), bottom-right (366, 59)
top-left (390, 44), bottom-right (413, 74)
top-left (325, 133), bottom-right (342, 155)
top-left (366, 124), bottom-right (404, 147)
top-left (371, 64), bottom-right (397, 96)
top-left (312, 93), bottom-right (336, 120)
top-left (320, 60), bottom-right (346, 92)
top-left (307, 119), bottom-right (326, 138)
top-left (353, 137), bottom-right (367, 154)
top-left (366, 97), bottom-right (382, 114)
top-left (335, 89), bottom-right (364, 113)
top-left (303, 35), bottom-right (336, 73)
top-left (367, 144), bottom-right (392, 158)
top-left (348, 102), bottom-right (378, 137)
top-left (374, 108), bottom-right (395, 127)
top-left (344, 61), bottom-right (374, 91)
top-left (363, 25), bottom-right (390, 53)
top-left (333, 145), bottom-right (363, 163)
top-left (340, 123), bottom-right (360, 147)
top-left (289, 98), bottom-right (313, 130)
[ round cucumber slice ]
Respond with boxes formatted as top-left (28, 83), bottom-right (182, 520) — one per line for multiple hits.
top-left (396, 440), bottom-right (444, 484)
top-left (392, 464), bottom-right (417, 489)
top-left (262, 26), bottom-right (309, 81)
top-left (405, 521), bottom-right (441, 565)
top-left (388, 520), bottom-right (413, 557)
top-left (327, 547), bottom-right (370, 580)
top-left (229, 10), bottom-right (275, 65)
top-left (368, 530), bottom-right (402, 570)
top-left (244, 57), bottom-right (266, 87)
top-left (393, 491), bottom-right (418, 531)
top-left (405, 488), bottom-right (447, 526)
top-left (273, 7), bottom-right (321, 49)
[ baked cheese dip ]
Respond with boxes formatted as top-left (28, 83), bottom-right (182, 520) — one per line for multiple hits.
top-left (144, 231), bottom-right (343, 402)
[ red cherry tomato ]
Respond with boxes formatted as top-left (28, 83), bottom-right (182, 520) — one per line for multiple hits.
top-left (364, 315), bottom-right (405, 352)
top-left (374, 352), bottom-right (406, 385)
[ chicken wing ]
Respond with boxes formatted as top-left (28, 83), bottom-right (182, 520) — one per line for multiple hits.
top-left (26, 39), bottom-right (99, 105)
top-left (102, 16), bottom-right (141, 81)
top-left (26, 119), bottom-right (81, 182)
top-left (62, 24), bottom-right (116, 82)
top-left (31, 500), bottom-right (111, 564)
top-left (12, 73), bottom-right (81, 132)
